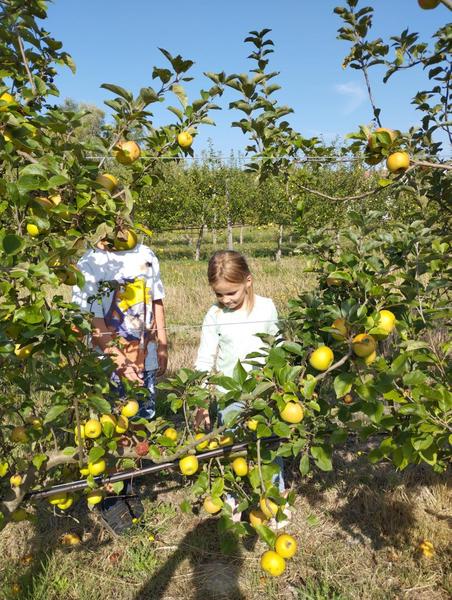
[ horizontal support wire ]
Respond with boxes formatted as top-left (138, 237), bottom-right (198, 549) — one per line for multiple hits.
top-left (92, 317), bottom-right (294, 335)
top-left (87, 154), bottom-right (363, 163)
top-left (25, 436), bottom-right (284, 500)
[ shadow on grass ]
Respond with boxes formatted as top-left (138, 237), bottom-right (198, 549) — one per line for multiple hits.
top-left (286, 441), bottom-right (445, 551)
top-left (134, 518), bottom-right (251, 600)
top-left (13, 502), bottom-right (109, 600)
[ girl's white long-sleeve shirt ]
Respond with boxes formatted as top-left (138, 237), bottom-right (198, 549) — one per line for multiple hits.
top-left (195, 295), bottom-right (279, 377)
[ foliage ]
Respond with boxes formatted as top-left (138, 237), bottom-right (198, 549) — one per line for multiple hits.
top-left (0, 0), bottom-right (450, 570)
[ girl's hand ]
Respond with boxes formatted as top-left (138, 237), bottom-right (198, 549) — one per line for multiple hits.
top-left (157, 344), bottom-right (168, 377)
top-left (117, 362), bottom-right (144, 383)
top-left (194, 407), bottom-right (210, 429)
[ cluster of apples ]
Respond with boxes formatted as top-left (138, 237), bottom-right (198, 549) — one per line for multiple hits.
top-left (365, 127), bottom-right (411, 174)
top-left (67, 399), bottom-right (140, 507)
top-left (309, 309), bottom-right (397, 374)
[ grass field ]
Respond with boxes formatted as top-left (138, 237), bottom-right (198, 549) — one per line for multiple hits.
top-left (1, 247), bottom-right (450, 600)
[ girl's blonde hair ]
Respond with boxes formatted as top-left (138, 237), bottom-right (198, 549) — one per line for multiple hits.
top-left (207, 250), bottom-right (255, 312)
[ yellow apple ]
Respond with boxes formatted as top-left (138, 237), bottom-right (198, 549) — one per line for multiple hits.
top-left (121, 399), bottom-right (140, 418)
top-left (259, 497), bottom-right (278, 518)
top-left (309, 346), bottom-right (334, 371)
top-left (275, 534), bottom-right (297, 559)
top-left (10, 474), bottom-right (22, 487)
top-left (10, 426), bottom-right (29, 443)
top-left (57, 496), bottom-right (74, 510)
top-left (280, 401), bottom-right (304, 424)
top-left (84, 418), bottom-right (102, 439)
top-left (177, 131), bottom-right (193, 148)
top-left (195, 432), bottom-right (208, 450)
top-left (14, 343), bottom-right (34, 359)
top-left (88, 458), bottom-right (106, 476)
top-left (331, 318), bottom-right (348, 341)
top-left (377, 309), bottom-right (396, 335)
top-left (114, 229), bottom-right (138, 251)
top-left (26, 223), bottom-right (40, 237)
top-left (87, 490), bottom-right (103, 505)
top-left (0, 92), bottom-right (15, 111)
top-left (231, 457), bottom-right (248, 477)
top-left (203, 496), bottom-right (223, 514)
top-left (352, 334), bottom-right (376, 357)
top-left (164, 427), bottom-right (178, 441)
top-left (246, 418), bottom-right (258, 431)
top-left (249, 508), bottom-right (267, 527)
top-left (387, 151), bottom-right (410, 173)
top-left (115, 414), bottom-right (129, 434)
top-left (96, 173), bottom-right (118, 192)
top-left (260, 550), bottom-right (286, 577)
top-left (179, 455), bottom-right (198, 476)
top-left (114, 140), bottom-right (141, 165)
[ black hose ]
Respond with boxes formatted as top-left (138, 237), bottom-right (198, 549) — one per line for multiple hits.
top-left (25, 436), bottom-right (284, 501)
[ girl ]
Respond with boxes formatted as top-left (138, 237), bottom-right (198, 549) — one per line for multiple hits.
top-left (195, 250), bottom-right (279, 378)
top-left (195, 251), bottom-right (287, 522)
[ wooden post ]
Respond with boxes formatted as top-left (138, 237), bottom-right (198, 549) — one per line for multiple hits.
top-left (195, 224), bottom-right (205, 261)
top-left (226, 181), bottom-right (233, 250)
top-left (275, 223), bottom-right (283, 261)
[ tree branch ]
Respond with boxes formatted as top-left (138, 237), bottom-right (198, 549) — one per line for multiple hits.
top-left (314, 352), bottom-right (352, 382)
top-left (294, 181), bottom-right (386, 202)
top-left (16, 33), bottom-right (36, 95)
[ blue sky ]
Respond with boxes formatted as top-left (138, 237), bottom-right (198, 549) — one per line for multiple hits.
top-left (45, 0), bottom-right (449, 155)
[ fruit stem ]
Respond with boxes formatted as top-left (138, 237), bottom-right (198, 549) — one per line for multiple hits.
top-left (256, 439), bottom-right (266, 496)
top-left (73, 396), bottom-right (84, 468)
top-left (314, 351), bottom-right (352, 382)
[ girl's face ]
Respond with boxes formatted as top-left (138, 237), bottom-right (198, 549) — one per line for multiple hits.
top-left (211, 276), bottom-right (252, 311)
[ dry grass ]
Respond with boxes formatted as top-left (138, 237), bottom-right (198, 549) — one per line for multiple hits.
top-left (1, 457), bottom-right (450, 600)
top-left (161, 255), bottom-right (312, 374)
top-left (1, 250), bottom-right (450, 600)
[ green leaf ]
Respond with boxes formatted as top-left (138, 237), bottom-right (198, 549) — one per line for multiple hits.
top-left (223, 409), bottom-right (241, 427)
top-left (180, 498), bottom-right (193, 513)
top-left (232, 361), bottom-right (247, 385)
top-left (111, 481), bottom-right (124, 495)
top-left (306, 514), bottom-right (319, 527)
top-left (172, 84), bottom-right (188, 108)
top-left (299, 453), bottom-right (310, 475)
top-left (211, 477), bottom-right (224, 496)
top-left (100, 83), bottom-right (133, 101)
top-left (280, 341), bottom-right (304, 356)
top-left (2, 234), bottom-right (24, 255)
top-left (254, 524), bottom-right (277, 548)
top-left (44, 405), bottom-right (67, 423)
top-left (272, 421), bottom-right (291, 437)
top-left (32, 453), bottom-right (47, 470)
top-left (13, 305), bottom-right (43, 324)
top-left (87, 395), bottom-right (111, 414)
top-left (267, 347), bottom-right (288, 369)
top-left (88, 446), bottom-right (105, 463)
top-left (62, 447), bottom-right (76, 456)
top-left (209, 376), bottom-right (240, 391)
top-left (257, 423), bottom-right (272, 438)
top-left (301, 375), bottom-right (317, 399)
top-left (333, 373), bottom-right (354, 398)
top-left (327, 270), bottom-right (353, 283)
top-left (310, 445), bottom-right (333, 471)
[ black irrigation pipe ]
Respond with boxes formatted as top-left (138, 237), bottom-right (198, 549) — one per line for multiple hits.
top-left (25, 436), bottom-right (285, 501)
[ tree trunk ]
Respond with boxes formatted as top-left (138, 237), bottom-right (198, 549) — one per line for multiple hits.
top-left (275, 223), bottom-right (283, 261)
top-left (212, 213), bottom-right (217, 247)
top-left (195, 224), bottom-right (205, 261)
top-left (239, 225), bottom-right (244, 245)
top-left (227, 218), bottom-right (233, 250)
top-left (226, 182), bottom-right (233, 250)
